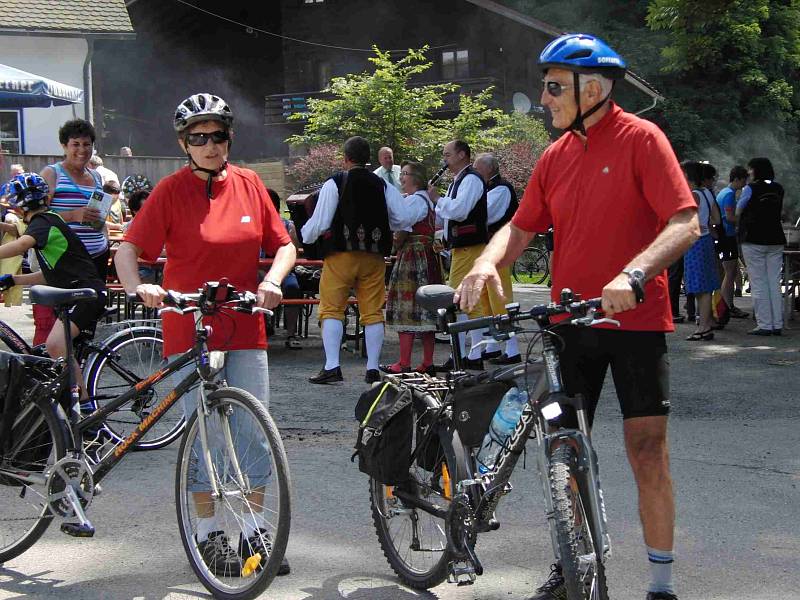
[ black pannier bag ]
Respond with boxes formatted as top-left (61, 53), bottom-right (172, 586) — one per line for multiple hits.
top-left (0, 351), bottom-right (54, 486)
top-left (353, 381), bottom-right (413, 485)
top-left (451, 379), bottom-right (514, 448)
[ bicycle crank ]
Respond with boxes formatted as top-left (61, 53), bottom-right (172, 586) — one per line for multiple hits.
top-left (46, 457), bottom-right (96, 537)
top-left (445, 493), bottom-right (482, 583)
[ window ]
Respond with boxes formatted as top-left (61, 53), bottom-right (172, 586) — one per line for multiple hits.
top-left (442, 49), bottom-right (469, 80)
top-left (0, 111), bottom-right (21, 154)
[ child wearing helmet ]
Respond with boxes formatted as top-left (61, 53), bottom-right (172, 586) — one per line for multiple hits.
top-left (0, 172), bottom-right (106, 366)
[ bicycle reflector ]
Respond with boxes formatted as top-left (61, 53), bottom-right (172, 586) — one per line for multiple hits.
top-left (541, 400), bottom-right (563, 421)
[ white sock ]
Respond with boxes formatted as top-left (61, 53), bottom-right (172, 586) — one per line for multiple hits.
top-left (468, 328), bottom-right (487, 360)
top-left (242, 511), bottom-right (267, 538)
top-left (364, 323), bottom-right (384, 371)
top-left (504, 335), bottom-right (520, 357)
top-left (321, 319), bottom-right (343, 370)
top-left (197, 516), bottom-right (217, 542)
top-left (456, 313), bottom-right (468, 358)
top-left (484, 338), bottom-right (501, 354)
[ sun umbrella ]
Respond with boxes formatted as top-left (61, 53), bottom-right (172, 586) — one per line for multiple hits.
top-left (0, 63), bottom-right (83, 108)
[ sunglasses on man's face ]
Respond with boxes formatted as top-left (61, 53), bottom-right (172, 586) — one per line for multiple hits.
top-left (543, 80), bottom-right (575, 97)
top-left (185, 130), bottom-right (230, 147)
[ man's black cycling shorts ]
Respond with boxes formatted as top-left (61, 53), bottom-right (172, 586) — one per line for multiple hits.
top-left (552, 326), bottom-right (670, 428)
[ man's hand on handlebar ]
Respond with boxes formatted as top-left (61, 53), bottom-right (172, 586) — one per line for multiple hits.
top-left (136, 283), bottom-right (167, 309)
top-left (257, 280), bottom-right (283, 310)
top-left (454, 260), bottom-right (505, 313)
top-left (600, 273), bottom-right (639, 317)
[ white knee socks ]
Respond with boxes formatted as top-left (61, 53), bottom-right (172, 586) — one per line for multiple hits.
top-left (364, 323), bottom-right (384, 371)
top-left (321, 319), bottom-right (343, 370)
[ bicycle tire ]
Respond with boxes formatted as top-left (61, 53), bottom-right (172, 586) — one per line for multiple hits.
top-left (549, 444), bottom-right (608, 600)
top-left (512, 247), bottom-right (550, 285)
top-left (175, 387), bottom-right (291, 600)
top-left (84, 327), bottom-right (186, 450)
top-left (0, 396), bottom-right (66, 563)
top-left (370, 414), bottom-right (470, 589)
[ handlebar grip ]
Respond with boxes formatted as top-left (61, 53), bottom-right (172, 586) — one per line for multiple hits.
top-left (446, 315), bottom-right (497, 334)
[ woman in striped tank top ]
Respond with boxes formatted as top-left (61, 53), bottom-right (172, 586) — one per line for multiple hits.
top-left (41, 119), bottom-right (110, 280)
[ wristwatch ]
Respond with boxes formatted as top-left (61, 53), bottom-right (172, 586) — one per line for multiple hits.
top-left (622, 268), bottom-right (646, 303)
top-left (264, 279), bottom-right (282, 289)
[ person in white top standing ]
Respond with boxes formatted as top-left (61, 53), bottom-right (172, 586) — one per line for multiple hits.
top-left (473, 152), bottom-right (521, 364)
top-left (372, 146), bottom-right (402, 191)
top-left (302, 136), bottom-right (427, 384)
top-left (428, 139), bottom-right (489, 370)
top-left (88, 154), bottom-right (119, 187)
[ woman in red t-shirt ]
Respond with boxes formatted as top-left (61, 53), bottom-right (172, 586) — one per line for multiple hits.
top-left (115, 93), bottom-right (295, 576)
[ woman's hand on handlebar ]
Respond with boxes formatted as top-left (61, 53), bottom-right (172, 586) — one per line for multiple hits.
top-left (454, 259), bottom-right (505, 312)
top-left (600, 273), bottom-right (638, 316)
top-left (136, 283), bottom-right (167, 308)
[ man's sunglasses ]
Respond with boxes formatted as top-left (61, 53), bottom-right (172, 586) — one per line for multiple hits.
top-left (185, 130), bottom-right (230, 146)
top-left (543, 80), bottom-right (575, 97)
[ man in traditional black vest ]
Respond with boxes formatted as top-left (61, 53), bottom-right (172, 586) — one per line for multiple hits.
top-left (428, 139), bottom-right (489, 370)
top-left (473, 152), bottom-right (521, 364)
top-left (301, 136), bottom-right (427, 384)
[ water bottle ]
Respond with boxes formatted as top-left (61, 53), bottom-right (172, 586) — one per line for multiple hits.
top-left (476, 387), bottom-right (527, 474)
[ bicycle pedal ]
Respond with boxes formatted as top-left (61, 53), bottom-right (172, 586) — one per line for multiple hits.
top-left (93, 483), bottom-right (102, 496)
top-left (60, 522), bottom-right (95, 537)
top-left (447, 560), bottom-right (476, 586)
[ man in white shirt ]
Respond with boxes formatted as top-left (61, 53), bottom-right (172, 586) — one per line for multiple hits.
top-left (372, 146), bottom-right (402, 191)
top-left (428, 140), bottom-right (489, 370)
top-left (302, 136), bottom-right (427, 384)
top-left (473, 152), bottom-right (521, 364)
top-left (89, 154), bottom-right (119, 187)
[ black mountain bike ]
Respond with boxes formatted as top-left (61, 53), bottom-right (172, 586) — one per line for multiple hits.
top-left (368, 285), bottom-right (620, 600)
top-left (0, 313), bottom-right (184, 451)
top-left (0, 281), bottom-right (291, 600)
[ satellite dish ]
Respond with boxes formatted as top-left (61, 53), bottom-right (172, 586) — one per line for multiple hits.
top-left (512, 92), bottom-right (532, 114)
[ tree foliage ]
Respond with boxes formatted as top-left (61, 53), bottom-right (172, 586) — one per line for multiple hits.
top-left (287, 46), bottom-right (551, 171)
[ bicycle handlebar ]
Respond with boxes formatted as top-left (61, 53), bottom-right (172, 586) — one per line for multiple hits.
top-left (127, 283), bottom-right (273, 317)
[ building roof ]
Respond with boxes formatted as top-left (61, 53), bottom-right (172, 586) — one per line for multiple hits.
top-left (0, 0), bottom-right (134, 36)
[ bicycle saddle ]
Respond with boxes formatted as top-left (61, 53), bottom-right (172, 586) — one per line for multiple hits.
top-left (30, 285), bottom-right (98, 307)
top-left (416, 284), bottom-right (456, 312)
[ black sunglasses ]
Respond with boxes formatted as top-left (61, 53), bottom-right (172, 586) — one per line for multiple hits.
top-left (185, 130), bottom-right (230, 146)
top-left (543, 80), bottom-right (575, 97)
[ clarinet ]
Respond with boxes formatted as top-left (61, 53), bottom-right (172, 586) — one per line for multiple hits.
top-left (428, 161), bottom-right (448, 187)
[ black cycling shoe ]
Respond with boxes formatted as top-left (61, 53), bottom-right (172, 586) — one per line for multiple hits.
top-left (530, 563), bottom-right (566, 599)
top-left (646, 592), bottom-right (678, 600)
top-left (239, 528), bottom-right (290, 576)
top-left (198, 531), bottom-right (241, 577)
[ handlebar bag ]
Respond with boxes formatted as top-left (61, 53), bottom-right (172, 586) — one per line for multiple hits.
top-left (353, 381), bottom-right (413, 485)
top-left (452, 379), bottom-right (513, 447)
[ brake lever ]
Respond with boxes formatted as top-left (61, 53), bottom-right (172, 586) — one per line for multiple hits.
top-left (588, 317), bottom-right (621, 327)
top-left (159, 307), bottom-right (184, 316)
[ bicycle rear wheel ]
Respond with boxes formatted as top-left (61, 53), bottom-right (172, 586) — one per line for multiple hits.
top-left (549, 445), bottom-right (608, 600)
top-left (370, 411), bottom-right (469, 589)
top-left (0, 396), bottom-right (66, 563)
top-left (84, 327), bottom-right (186, 450)
top-left (512, 247), bottom-right (549, 284)
top-left (175, 387), bottom-right (291, 600)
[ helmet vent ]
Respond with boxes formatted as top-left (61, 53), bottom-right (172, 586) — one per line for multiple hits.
top-left (565, 49), bottom-right (592, 60)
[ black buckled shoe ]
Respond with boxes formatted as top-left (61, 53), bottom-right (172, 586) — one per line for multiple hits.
top-left (482, 350), bottom-right (502, 360)
top-left (646, 592), bottom-right (678, 600)
top-left (365, 369), bottom-right (381, 384)
top-left (198, 531), bottom-right (242, 577)
top-left (462, 357), bottom-right (484, 370)
top-left (308, 366), bottom-right (343, 384)
top-left (530, 563), bottom-right (566, 599)
top-left (239, 528), bottom-right (290, 576)
top-left (489, 353), bottom-right (522, 365)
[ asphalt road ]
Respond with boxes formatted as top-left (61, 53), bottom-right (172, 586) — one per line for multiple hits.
top-left (0, 287), bottom-right (797, 599)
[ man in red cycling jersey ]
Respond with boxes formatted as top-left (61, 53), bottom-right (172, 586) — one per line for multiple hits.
top-left (456, 34), bottom-right (700, 600)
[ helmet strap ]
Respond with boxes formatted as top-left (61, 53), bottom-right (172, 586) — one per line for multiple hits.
top-left (567, 73), bottom-right (615, 136)
top-left (186, 152), bottom-right (228, 199)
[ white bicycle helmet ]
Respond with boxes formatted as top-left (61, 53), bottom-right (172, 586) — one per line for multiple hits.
top-left (173, 93), bottom-right (234, 133)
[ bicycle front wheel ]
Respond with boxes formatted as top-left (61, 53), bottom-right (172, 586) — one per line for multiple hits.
top-left (175, 387), bottom-right (291, 600)
top-left (0, 396), bottom-right (66, 563)
top-left (84, 326), bottom-right (186, 450)
top-left (549, 444), bottom-right (608, 600)
top-left (370, 416), bottom-right (469, 589)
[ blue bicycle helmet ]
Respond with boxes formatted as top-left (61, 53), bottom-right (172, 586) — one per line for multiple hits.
top-left (539, 34), bottom-right (627, 79)
top-left (538, 34), bottom-right (627, 135)
top-left (121, 173), bottom-right (153, 197)
top-left (4, 172), bottom-right (49, 212)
